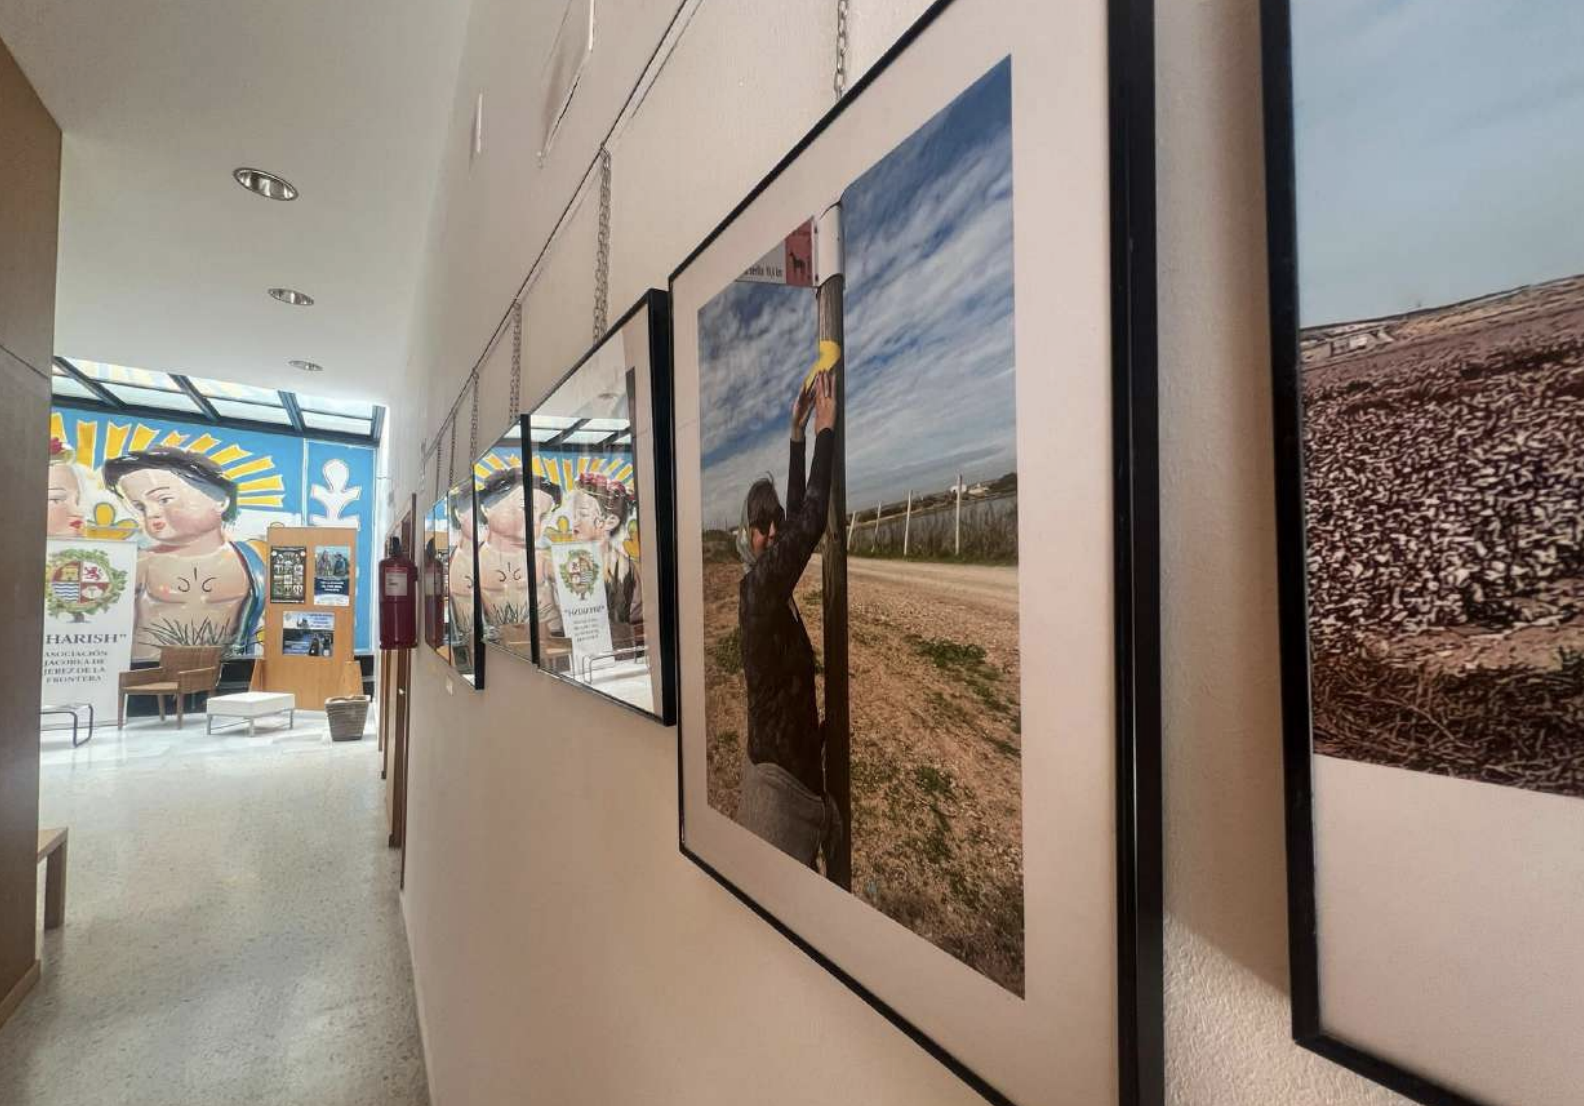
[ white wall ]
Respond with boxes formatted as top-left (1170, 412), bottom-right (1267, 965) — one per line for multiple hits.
top-left (392, 0), bottom-right (1416, 1102)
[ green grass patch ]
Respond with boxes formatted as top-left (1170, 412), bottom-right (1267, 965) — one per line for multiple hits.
top-left (708, 627), bottom-right (742, 675)
top-left (913, 764), bottom-right (954, 796)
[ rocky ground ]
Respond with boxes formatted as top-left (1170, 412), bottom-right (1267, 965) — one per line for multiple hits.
top-left (1302, 274), bottom-right (1584, 796)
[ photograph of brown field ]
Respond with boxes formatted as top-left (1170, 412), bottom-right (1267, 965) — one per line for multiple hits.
top-left (1301, 273), bottom-right (1584, 797)
top-left (695, 60), bottom-right (1023, 993)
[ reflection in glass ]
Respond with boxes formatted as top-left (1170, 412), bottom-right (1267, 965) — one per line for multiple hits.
top-left (528, 317), bottom-right (655, 714)
top-left (446, 480), bottom-right (481, 686)
top-left (422, 497), bottom-right (451, 659)
top-left (472, 422), bottom-right (534, 659)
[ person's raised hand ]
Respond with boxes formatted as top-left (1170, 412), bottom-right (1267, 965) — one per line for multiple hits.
top-left (790, 378), bottom-right (816, 441)
top-left (813, 370), bottom-right (837, 434)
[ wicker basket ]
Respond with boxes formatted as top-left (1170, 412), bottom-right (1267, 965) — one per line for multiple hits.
top-left (325, 695), bottom-right (370, 742)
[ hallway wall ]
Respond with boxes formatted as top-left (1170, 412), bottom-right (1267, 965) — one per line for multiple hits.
top-left (391, 1), bottom-right (1411, 1103)
top-left (0, 34), bottom-right (59, 1024)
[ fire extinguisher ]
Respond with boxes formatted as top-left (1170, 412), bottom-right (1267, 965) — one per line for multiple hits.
top-left (378, 536), bottom-right (418, 650)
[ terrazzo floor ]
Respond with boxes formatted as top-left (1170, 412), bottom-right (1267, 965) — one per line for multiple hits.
top-left (0, 710), bottom-right (429, 1106)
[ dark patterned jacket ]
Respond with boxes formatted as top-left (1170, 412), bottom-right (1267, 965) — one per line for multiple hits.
top-left (740, 429), bottom-right (833, 795)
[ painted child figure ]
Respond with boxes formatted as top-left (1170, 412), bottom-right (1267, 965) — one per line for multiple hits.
top-left (103, 447), bottom-right (265, 661)
top-left (475, 467), bottom-right (530, 634)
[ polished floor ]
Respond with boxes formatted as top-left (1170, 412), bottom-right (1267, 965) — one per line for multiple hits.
top-left (0, 710), bottom-right (428, 1106)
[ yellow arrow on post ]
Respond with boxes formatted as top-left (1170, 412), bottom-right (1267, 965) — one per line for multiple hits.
top-left (800, 338), bottom-right (842, 395)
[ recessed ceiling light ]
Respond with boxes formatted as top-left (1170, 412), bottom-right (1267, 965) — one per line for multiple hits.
top-left (233, 167), bottom-right (298, 201)
top-left (289, 360), bottom-right (323, 372)
top-left (268, 287), bottom-right (314, 306)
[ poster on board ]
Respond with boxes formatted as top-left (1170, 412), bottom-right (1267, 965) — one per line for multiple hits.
top-left (270, 545), bottom-right (307, 603)
top-left (282, 611), bottom-right (335, 656)
top-left (41, 538), bottom-right (138, 725)
top-left (313, 544), bottom-right (352, 606)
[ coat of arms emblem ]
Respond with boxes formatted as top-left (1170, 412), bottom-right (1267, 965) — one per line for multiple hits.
top-left (557, 549), bottom-right (600, 601)
top-left (44, 548), bottom-right (128, 621)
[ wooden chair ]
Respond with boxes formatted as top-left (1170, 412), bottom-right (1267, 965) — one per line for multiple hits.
top-left (118, 645), bottom-right (225, 728)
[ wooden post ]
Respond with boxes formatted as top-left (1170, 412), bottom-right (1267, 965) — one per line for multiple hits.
top-left (902, 491), bottom-right (912, 557)
top-left (817, 203), bottom-right (851, 890)
top-left (954, 474), bottom-right (964, 557)
top-left (872, 499), bottom-right (882, 552)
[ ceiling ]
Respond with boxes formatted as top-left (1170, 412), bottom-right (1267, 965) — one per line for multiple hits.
top-left (0, 0), bottom-right (471, 404)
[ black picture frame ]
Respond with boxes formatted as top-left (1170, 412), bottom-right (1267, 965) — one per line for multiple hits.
top-left (522, 289), bottom-right (679, 726)
top-left (666, 0), bottom-right (1162, 1102)
top-left (446, 478), bottom-right (485, 689)
top-left (1262, 3), bottom-right (1580, 1104)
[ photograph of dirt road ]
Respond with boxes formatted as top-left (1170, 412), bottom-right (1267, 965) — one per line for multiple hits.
top-left (1294, 0), bottom-right (1584, 800)
top-left (696, 59), bottom-right (1023, 993)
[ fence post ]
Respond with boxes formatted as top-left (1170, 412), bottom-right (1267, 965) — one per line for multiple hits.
top-left (902, 491), bottom-right (912, 557)
top-left (872, 499), bottom-right (882, 552)
top-left (954, 474), bottom-right (964, 557)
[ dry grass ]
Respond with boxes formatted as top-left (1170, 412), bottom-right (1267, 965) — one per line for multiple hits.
top-left (701, 553), bottom-right (1025, 995)
top-left (1313, 645), bottom-right (1584, 798)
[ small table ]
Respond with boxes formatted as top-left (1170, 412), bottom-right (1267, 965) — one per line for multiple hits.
top-left (41, 703), bottom-right (94, 748)
top-left (206, 692), bottom-right (296, 735)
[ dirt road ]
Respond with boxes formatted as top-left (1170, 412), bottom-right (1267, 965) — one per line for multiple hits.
top-left (843, 556), bottom-right (1018, 616)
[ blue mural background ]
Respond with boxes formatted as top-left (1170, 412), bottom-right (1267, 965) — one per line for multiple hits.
top-left (50, 405), bottom-right (380, 652)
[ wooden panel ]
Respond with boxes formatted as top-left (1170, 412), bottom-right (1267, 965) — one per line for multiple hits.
top-left (251, 526), bottom-right (362, 710)
top-left (0, 350), bottom-right (52, 998)
top-left (0, 37), bottom-right (60, 375)
top-left (0, 35), bottom-right (56, 1010)
top-left (0, 960), bottom-right (40, 1033)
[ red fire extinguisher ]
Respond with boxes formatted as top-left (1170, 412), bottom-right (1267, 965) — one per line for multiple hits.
top-left (379, 536), bottom-right (418, 650)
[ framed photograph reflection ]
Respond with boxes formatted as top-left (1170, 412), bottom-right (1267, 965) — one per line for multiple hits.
top-left (472, 420), bottom-right (536, 662)
top-left (422, 496), bottom-right (451, 659)
top-left (1263, 2), bottom-right (1584, 1104)
top-left (524, 289), bottom-right (677, 724)
top-left (668, 0), bottom-right (1161, 1102)
top-left (446, 479), bottom-right (484, 689)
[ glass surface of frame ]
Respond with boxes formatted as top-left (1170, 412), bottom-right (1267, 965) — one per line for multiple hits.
top-left (667, 0), bottom-right (1161, 1102)
top-left (1264, 2), bottom-right (1584, 1105)
top-left (524, 290), bottom-right (677, 723)
top-left (472, 419), bottom-right (535, 662)
top-left (446, 479), bottom-right (484, 688)
top-left (422, 496), bottom-right (451, 659)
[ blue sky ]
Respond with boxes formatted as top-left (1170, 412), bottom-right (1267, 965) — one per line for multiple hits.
top-left (699, 59), bottom-right (1015, 527)
top-left (1294, 0), bottom-right (1584, 325)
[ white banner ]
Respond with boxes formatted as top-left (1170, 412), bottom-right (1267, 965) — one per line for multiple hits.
top-left (548, 539), bottom-right (613, 664)
top-left (41, 538), bottom-right (138, 727)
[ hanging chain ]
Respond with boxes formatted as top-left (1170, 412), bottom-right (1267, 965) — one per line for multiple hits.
top-left (468, 370), bottom-right (480, 461)
top-left (593, 148), bottom-right (613, 342)
top-left (509, 300), bottom-right (524, 415)
top-left (447, 411), bottom-right (458, 489)
top-left (834, 0), bottom-right (849, 97)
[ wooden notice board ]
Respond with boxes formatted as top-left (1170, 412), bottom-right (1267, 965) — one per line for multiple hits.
top-left (251, 525), bottom-right (363, 707)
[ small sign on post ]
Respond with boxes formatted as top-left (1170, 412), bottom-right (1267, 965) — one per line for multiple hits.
top-left (736, 220), bottom-right (815, 286)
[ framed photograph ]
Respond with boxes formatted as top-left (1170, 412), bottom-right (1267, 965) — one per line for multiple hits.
top-left (1263, 3), bottom-right (1584, 1105)
top-left (446, 479), bottom-right (484, 689)
top-left (668, 0), bottom-right (1160, 1102)
top-left (422, 496), bottom-right (451, 658)
top-left (524, 289), bottom-right (678, 724)
top-left (472, 419), bottom-right (536, 662)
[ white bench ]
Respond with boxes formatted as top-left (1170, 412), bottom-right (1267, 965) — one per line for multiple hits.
top-left (206, 692), bottom-right (296, 735)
